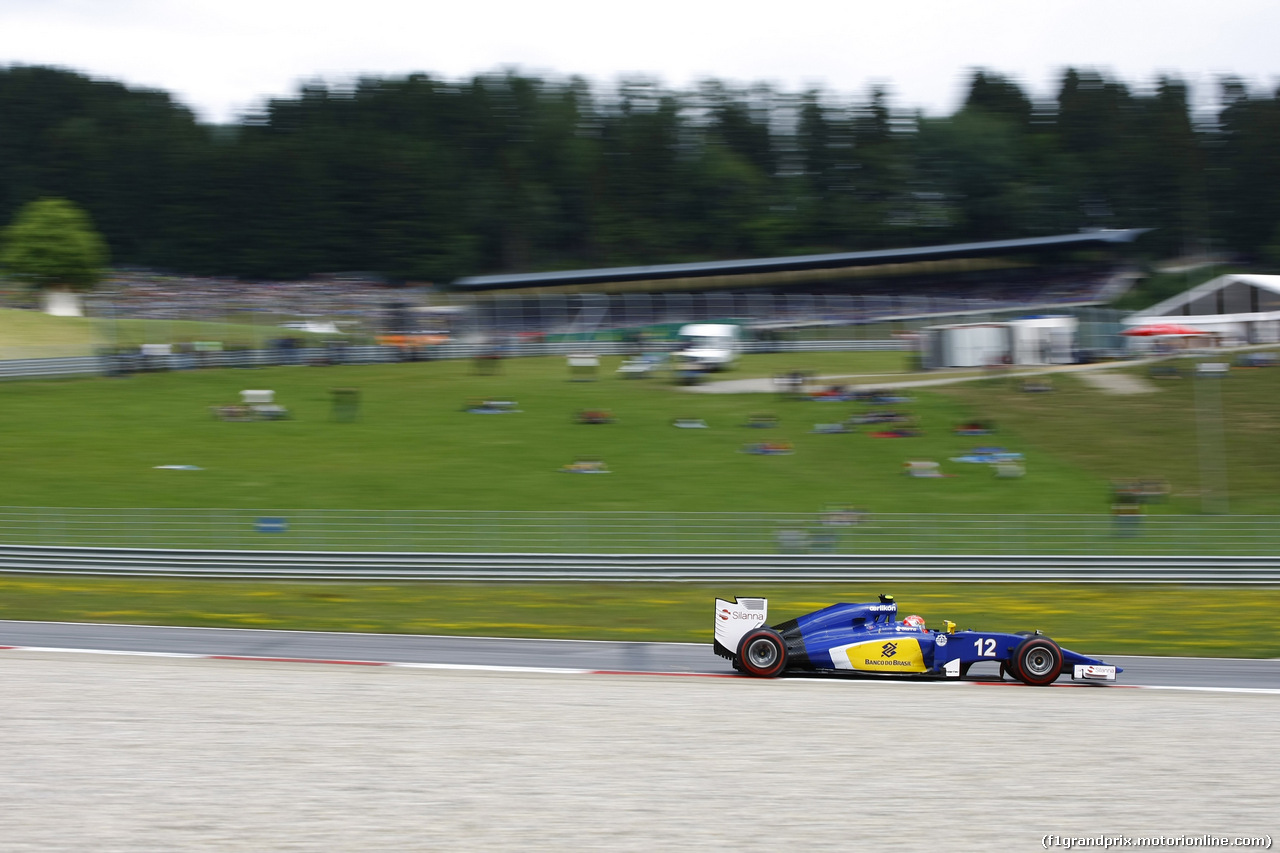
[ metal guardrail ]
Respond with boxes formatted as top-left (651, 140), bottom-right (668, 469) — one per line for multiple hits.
top-left (0, 355), bottom-right (105, 379)
top-left (0, 340), bottom-right (906, 380)
top-left (1, 545), bottom-right (1278, 582)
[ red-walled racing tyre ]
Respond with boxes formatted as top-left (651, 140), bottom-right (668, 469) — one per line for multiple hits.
top-left (736, 627), bottom-right (788, 677)
top-left (1009, 636), bottom-right (1063, 685)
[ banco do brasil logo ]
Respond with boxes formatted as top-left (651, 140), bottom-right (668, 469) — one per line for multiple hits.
top-left (881, 642), bottom-right (898, 658)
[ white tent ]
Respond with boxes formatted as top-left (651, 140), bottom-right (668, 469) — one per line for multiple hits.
top-left (921, 316), bottom-right (1077, 368)
top-left (41, 288), bottom-right (84, 317)
top-left (1125, 274), bottom-right (1280, 344)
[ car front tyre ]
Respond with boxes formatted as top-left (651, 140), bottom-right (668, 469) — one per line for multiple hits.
top-left (736, 628), bottom-right (788, 678)
top-left (1010, 636), bottom-right (1063, 686)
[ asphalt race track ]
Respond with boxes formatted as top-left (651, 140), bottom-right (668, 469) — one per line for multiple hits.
top-left (3, 620), bottom-right (1280, 690)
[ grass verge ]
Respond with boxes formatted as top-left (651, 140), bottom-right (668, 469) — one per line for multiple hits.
top-left (3, 575), bottom-right (1277, 658)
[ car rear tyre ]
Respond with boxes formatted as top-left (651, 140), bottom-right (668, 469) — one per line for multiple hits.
top-left (736, 628), bottom-right (788, 678)
top-left (1010, 636), bottom-right (1063, 686)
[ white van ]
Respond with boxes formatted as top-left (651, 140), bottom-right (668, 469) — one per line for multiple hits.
top-left (674, 323), bottom-right (741, 371)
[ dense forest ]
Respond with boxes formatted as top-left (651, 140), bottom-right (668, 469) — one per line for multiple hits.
top-left (1, 64), bottom-right (1278, 283)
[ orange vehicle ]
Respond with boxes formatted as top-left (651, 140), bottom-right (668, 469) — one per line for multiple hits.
top-left (376, 331), bottom-right (450, 347)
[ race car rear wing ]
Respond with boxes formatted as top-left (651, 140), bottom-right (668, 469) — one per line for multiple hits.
top-left (714, 597), bottom-right (768, 657)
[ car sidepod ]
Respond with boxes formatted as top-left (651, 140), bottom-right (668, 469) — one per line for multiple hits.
top-left (772, 601), bottom-right (904, 673)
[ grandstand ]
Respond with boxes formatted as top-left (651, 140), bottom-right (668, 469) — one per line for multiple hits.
top-left (66, 231), bottom-right (1147, 347)
top-left (449, 230), bottom-right (1148, 338)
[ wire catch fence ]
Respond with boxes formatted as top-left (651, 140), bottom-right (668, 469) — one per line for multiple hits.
top-left (1, 508), bottom-right (1276, 557)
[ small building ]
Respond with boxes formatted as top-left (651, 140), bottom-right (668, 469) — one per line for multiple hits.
top-left (1008, 316), bottom-right (1078, 365)
top-left (921, 316), bottom-right (1077, 368)
top-left (1125, 274), bottom-right (1280, 345)
top-left (923, 323), bottom-right (1009, 368)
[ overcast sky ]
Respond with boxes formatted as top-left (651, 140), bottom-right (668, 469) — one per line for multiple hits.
top-left (1, 0), bottom-right (1276, 123)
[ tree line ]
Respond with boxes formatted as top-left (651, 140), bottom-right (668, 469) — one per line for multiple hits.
top-left (2, 64), bottom-right (1278, 284)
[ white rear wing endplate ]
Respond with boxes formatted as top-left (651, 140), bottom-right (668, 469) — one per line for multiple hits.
top-left (714, 597), bottom-right (768, 653)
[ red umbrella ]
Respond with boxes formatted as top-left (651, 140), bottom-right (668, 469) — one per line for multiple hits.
top-left (1122, 323), bottom-right (1209, 336)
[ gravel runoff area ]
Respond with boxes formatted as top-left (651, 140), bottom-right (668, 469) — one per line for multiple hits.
top-left (2, 652), bottom-right (1276, 852)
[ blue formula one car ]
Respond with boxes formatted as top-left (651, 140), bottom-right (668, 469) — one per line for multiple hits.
top-left (714, 595), bottom-right (1119, 685)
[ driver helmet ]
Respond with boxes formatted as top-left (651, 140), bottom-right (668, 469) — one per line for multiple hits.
top-left (902, 614), bottom-right (926, 630)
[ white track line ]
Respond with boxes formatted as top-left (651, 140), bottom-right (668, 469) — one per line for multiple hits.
top-left (1, 646), bottom-right (203, 658)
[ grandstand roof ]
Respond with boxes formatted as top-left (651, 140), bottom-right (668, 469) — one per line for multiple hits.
top-left (1131, 274), bottom-right (1280, 319)
top-left (451, 229), bottom-right (1148, 292)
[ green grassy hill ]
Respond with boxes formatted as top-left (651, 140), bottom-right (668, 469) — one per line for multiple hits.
top-left (0, 351), bottom-right (1276, 514)
top-left (937, 363), bottom-right (1280, 514)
